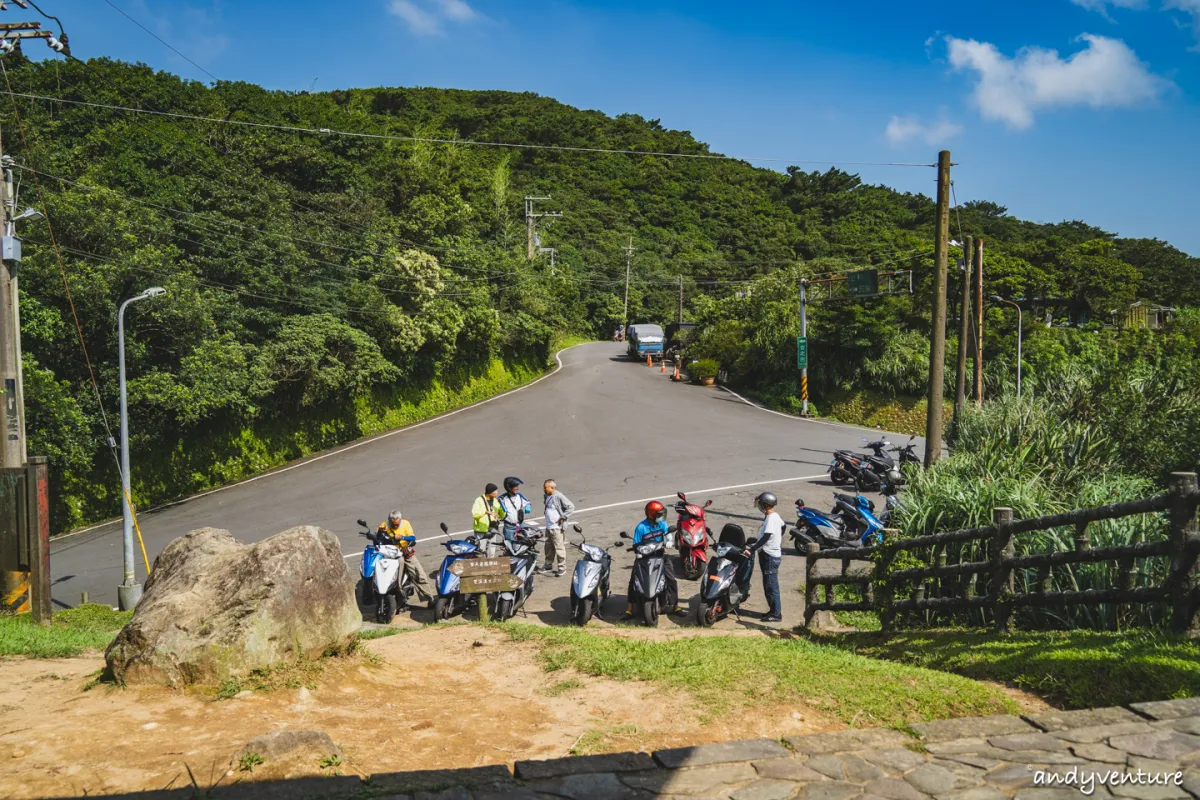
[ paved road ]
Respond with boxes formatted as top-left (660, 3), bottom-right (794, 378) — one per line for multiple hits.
top-left (50, 342), bottom-right (922, 620)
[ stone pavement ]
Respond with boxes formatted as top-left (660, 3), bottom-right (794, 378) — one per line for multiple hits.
top-left (344, 697), bottom-right (1200, 800)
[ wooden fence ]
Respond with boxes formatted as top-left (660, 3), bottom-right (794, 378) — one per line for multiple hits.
top-left (803, 472), bottom-right (1200, 635)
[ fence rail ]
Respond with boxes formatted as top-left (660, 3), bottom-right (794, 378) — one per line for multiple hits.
top-left (803, 472), bottom-right (1200, 635)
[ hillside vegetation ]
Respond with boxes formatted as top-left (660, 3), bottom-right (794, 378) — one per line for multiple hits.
top-left (3, 54), bottom-right (1196, 532)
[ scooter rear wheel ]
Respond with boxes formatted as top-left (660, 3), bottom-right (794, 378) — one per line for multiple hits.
top-left (641, 599), bottom-right (659, 627)
top-left (830, 469), bottom-right (850, 485)
top-left (573, 596), bottom-right (594, 627)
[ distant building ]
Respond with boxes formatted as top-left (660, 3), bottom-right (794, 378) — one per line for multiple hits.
top-left (1114, 302), bottom-right (1176, 330)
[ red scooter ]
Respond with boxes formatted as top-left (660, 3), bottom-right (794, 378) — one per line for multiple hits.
top-left (674, 492), bottom-right (712, 580)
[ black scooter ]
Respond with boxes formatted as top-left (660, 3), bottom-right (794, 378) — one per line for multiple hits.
top-left (697, 523), bottom-right (758, 627)
top-left (619, 529), bottom-right (671, 627)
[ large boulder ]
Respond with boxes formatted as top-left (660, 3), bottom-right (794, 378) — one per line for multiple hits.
top-left (106, 525), bottom-right (360, 686)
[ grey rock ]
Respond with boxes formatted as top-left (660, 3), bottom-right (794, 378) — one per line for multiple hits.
top-left (934, 787), bottom-right (1007, 800)
top-left (1028, 708), bottom-right (1143, 733)
top-left (753, 759), bottom-right (827, 783)
top-left (1013, 790), bottom-right (1093, 800)
top-left (415, 789), bottom-right (471, 800)
top-left (470, 783), bottom-right (546, 800)
top-left (1073, 743), bottom-right (1130, 763)
top-left (926, 740), bottom-right (989, 756)
top-left (795, 781), bottom-right (867, 800)
top-left (106, 526), bottom-right (361, 686)
top-left (654, 738), bottom-right (790, 769)
top-left (1126, 757), bottom-right (1186, 774)
top-left (915, 717), bottom-right (1035, 744)
top-left (1154, 719), bottom-right (1200, 738)
top-left (842, 754), bottom-right (887, 783)
top-left (210, 776), bottom-right (361, 800)
top-left (809, 755), bottom-right (851, 780)
top-left (989, 734), bottom-right (1070, 753)
top-left (515, 751), bottom-right (655, 780)
top-left (1110, 732), bottom-right (1200, 761)
top-left (906, 764), bottom-right (970, 795)
top-left (1000, 751), bottom-right (1086, 765)
top-left (788, 729), bottom-right (909, 755)
top-left (938, 755), bottom-right (1002, 771)
top-left (863, 777), bottom-right (928, 800)
top-left (985, 764), bottom-right (1039, 789)
top-left (1179, 770), bottom-right (1199, 799)
top-left (865, 748), bottom-right (930, 774)
top-left (731, 779), bottom-right (803, 800)
top-left (929, 760), bottom-right (985, 783)
top-left (529, 772), bottom-right (651, 800)
top-left (622, 763), bottom-right (758, 795)
top-left (369, 766), bottom-right (514, 793)
top-left (1108, 779), bottom-right (1189, 800)
top-left (235, 729), bottom-right (342, 763)
top-left (1055, 723), bottom-right (1158, 745)
top-left (1132, 699), bottom-right (1200, 722)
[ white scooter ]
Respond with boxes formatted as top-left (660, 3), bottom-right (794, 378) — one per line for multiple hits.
top-left (494, 522), bottom-right (544, 621)
top-left (357, 518), bottom-right (413, 624)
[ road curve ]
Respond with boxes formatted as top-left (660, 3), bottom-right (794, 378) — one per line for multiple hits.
top-left (50, 342), bottom-right (920, 607)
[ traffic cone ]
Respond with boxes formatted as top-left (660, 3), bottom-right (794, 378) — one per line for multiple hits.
top-left (660, 358), bottom-right (667, 373)
top-left (673, 365), bottom-right (680, 381)
top-left (646, 354), bottom-right (652, 367)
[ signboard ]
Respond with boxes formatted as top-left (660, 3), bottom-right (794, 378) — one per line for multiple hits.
top-left (460, 573), bottom-right (525, 593)
top-left (448, 558), bottom-right (509, 577)
top-left (796, 337), bottom-right (808, 370)
top-left (847, 269), bottom-right (879, 298)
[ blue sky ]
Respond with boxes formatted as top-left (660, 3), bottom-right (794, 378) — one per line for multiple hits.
top-left (24, 0), bottom-right (1200, 255)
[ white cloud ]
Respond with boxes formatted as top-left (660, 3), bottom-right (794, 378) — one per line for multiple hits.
top-left (1070, 0), bottom-right (1147, 18)
top-left (1164, 0), bottom-right (1200, 49)
top-left (945, 34), bottom-right (1170, 129)
top-left (885, 114), bottom-right (964, 146)
top-left (387, 0), bottom-right (480, 36)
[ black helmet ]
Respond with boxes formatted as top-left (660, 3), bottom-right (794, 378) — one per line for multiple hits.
top-left (755, 491), bottom-right (778, 512)
top-left (503, 476), bottom-right (523, 492)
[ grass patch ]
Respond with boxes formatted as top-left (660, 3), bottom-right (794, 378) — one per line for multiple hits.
top-left (818, 628), bottom-right (1200, 709)
top-left (832, 585), bottom-right (881, 631)
top-left (0, 604), bottom-right (131, 659)
top-left (356, 627), bottom-right (407, 641)
top-left (213, 642), bottom-right (361, 699)
top-left (543, 678), bottom-right (585, 697)
top-left (500, 624), bottom-right (1015, 728)
top-left (570, 724), bottom-right (640, 756)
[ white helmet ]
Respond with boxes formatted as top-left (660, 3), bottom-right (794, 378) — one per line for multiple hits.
top-left (387, 509), bottom-right (402, 526)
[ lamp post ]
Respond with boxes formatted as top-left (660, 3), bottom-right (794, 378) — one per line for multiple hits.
top-left (991, 295), bottom-right (1022, 399)
top-left (116, 287), bottom-right (165, 610)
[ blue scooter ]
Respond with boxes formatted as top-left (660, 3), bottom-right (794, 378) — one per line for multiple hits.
top-left (432, 522), bottom-right (485, 622)
top-left (791, 492), bottom-right (884, 552)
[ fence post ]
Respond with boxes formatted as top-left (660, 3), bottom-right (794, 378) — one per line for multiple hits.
top-left (934, 545), bottom-right (946, 598)
top-left (1116, 554), bottom-right (1134, 631)
top-left (992, 507), bottom-right (1015, 633)
top-left (804, 543), bottom-right (819, 629)
top-left (1166, 473), bottom-right (1199, 637)
top-left (878, 537), bottom-right (897, 634)
top-left (1074, 520), bottom-right (1091, 552)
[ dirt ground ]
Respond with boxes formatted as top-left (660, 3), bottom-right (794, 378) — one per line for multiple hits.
top-left (0, 626), bottom-right (860, 800)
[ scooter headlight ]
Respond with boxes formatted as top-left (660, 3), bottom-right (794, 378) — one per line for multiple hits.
top-left (448, 541), bottom-right (475, 555)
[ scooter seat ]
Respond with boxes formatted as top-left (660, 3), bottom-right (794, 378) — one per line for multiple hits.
top-left (718, 523), bottom-right (746, 546)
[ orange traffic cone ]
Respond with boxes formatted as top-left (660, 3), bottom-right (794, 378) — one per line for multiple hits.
top-left (673, 365), bottom-right (680, 381)
top-left (660, 358), bottom-right (667, 373)
top-left (646, 354), bottom-right (652, 367)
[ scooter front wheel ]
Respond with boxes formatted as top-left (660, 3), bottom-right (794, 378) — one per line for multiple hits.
top-left (573, 596), bottom-right (594, 627)
top-left (830, 469), bottom-right (850, 485)
top-left (641, 600), bottom-right (659, 627)
top-left (680, 554), bottom-right (703, 581)
top-left (433, 595), bottom-right (451, 622)
top-left (696, 600), bottom-right (718, 627)
top-left (496, 597), bottom-right (514, 621)
top-left (378, 593), bottom-right (397, 624)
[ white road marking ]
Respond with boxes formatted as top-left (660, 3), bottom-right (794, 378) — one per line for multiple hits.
top-left (54, 343), bottom-right (588, 542)
top-left (717, 385), bottom-right (884, 434)
top-left (343, 472), bottom-right (827, 559)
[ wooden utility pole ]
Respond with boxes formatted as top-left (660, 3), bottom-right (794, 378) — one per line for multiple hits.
top-left (524, 196), bottom-right (561, 260)
top-left (622, 237), bottom-right (633, 333)
top-left (677, 275), bottom-right (683, 324)
top-left (954, 235), bottom-right (973, 421)
top-left (973, 238), bottom-right (984, 406)
top-left (924, 150), bottom-right (951, 468)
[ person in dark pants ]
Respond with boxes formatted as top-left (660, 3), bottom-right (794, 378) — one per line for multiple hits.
top-left (745, 491), bottom-right (784, 622)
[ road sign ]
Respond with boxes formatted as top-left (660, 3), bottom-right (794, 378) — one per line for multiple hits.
top-left (448, 558), bottom-right (509, 577)
top-left (847, 269), bottom-right (879, 297)
top-left (447, 558), bottom-right (523, 593)
top-left (796, 337), bottom-right (808, 370)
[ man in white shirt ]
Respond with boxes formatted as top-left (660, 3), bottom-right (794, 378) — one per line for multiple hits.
top-left (745, 491), bottom-right (784, 622)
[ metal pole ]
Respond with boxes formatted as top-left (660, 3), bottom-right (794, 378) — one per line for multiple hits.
top-left (974, 238), bottom-right (984, 406)
top-left (3, 161), bottom-right (23, 463)
top-left (954, 236), bottom-right (973, 421)
top-left (677, 275), bottom-right (683, 324)
top-left (800, 279), bottom-right (809, 416)
top-left (924, 150), bottom-right (951, 468)
top-left (622, 237), bottom-right (632, 333)
top-left (117, 296), bottom-right (140, 610)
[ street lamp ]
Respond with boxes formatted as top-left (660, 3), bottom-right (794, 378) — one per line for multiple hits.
top-left (991, 295), bottom-right (1022, 399)
top-left (116, 287), bottom-right (166, 610)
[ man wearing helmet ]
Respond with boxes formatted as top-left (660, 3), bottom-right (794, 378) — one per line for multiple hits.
top-left (377, 510), bottom-right (434, 607)
top-left (622, 500), bottom-right (688, 619)
top-left (497, 477), bottom-right (533, 544)
top-left (744, 492), bottom-right (784, 622)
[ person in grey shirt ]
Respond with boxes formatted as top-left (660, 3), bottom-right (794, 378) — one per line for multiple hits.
top-left (745, 491), bottom-right (784, 622)
top-left (541, 479), bottom-right (576, 576)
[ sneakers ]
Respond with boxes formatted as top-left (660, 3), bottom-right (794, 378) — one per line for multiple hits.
top-left (673, 606), bottom-right (689, 617)
top-left (553, 569), bottom-right (565, 577)
top-left (762, 614), bottom-right (782, 623)
top-left (622, 608), bottom-right (635, 620)
top-left (537, 566), bottom-right (555, 575)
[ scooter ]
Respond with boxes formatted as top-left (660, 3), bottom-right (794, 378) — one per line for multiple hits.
top-left (697, 523), bottom-right (758, 627)
top-left (831, 493), bottom-right (887, 547)
top-left (880, 481), bottom-right (903, 526)
top-left (494, 522), bottom-right (544, 621)
top-left (432, 521), bottom-right (485, 623)
top-left (674, 492), bottom-right (713, 580)
top-left (890, 435), bottom-right (920, 474)
top-left (619, 528), bottom-right (671, 627)
top-left (357, 518), bottom-right (414, 624)
top-left (790, 501), bottom-right (855, 553)
top-left (568, 523), bottom-right (618, 626)
top-left (830, 439), bottom-right (900, 491)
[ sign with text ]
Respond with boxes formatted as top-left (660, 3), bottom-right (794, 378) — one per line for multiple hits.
top-left (796, 337), bottom-right (808, 370)
top-left (847, 269), bottom-right (879, 297)
top-left (448, 558), bottom-right (509, 577)
top-left (460, 573), bottom-right (525, 593)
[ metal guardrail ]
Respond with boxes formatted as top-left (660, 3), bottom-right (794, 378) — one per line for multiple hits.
top-left (803, 472), bottom-right (1200, 635)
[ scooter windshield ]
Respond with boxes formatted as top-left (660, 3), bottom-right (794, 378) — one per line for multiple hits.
top-left (635, 540), bottom-right (665, 556)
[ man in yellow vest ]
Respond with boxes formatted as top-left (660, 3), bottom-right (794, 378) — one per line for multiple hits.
top-left (377, 510), bottom-right (433, 606)
top-left (471, 483), bottom-right (504, 557)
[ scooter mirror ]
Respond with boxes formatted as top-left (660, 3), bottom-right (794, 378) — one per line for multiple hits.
top-left (619, 531), bottom-right (630, 539)
top-left (677, 492), bottom-right (687, 501)
top-left (356, 518), bottom-right (368, 528)
top-left (704, 500), bottom-right (713, 508)
top-left (572, 523), bottom-right (582, 533)
top-left (613, 541), bottom-right (626, 548)
top-left (439, 522), bottom-right (449, 534)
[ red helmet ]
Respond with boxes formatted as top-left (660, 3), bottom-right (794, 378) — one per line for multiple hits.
top-left (645, 501), bottom-right (666, 521)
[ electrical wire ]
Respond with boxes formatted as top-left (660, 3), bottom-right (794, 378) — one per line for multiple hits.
top-left (0, 89), bottom-right (937, 168)
top-left (98, 0), bottom-right (219, 83)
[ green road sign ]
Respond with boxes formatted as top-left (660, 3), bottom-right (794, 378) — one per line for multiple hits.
top-left (847, 269), bottom-right (879, 297)
top-left (796, 336), bottom-right (808, 369)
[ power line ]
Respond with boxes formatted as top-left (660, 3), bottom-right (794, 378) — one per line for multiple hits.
top-left (98, 0), bottom-right (219, 83)
top-left (0, 90), bottom-right (936, 168)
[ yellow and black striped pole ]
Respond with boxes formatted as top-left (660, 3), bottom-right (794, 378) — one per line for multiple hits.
top-left (799, 279), bottom-right (810, 416)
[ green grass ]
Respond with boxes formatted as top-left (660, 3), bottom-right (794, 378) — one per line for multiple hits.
top-left (818, 628), bottom-right (1200, 709)
top-left (356, 627), bottom-right (408, 641)
top-left (500, 624), bottom-right (1016, 728)
top-left (0, 604), bottom-right (131, 659)
top-left (570, 724), bottom-right (640, 756)
top-left (543, 678), bottom-right (585, 697)
top-left (832, 585), bottom-right (881, 631)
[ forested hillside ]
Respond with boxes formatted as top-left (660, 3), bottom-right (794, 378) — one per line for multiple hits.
top-left (3, 54), bottom-right (1196, 532)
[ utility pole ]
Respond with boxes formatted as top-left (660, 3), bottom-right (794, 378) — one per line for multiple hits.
top-left (677, 275), bottom-right (683, 324)
top-left (799, 279), bottom-right (809, 416)
top-left (0, 125), bottom-right (23, 614)
top-left (622, 237), bottom-right (633, 332)
top-left (973, 238), bottom-right (984, 406)
top-left (954, 235), bottom-right (973, 422)
top-left (524, 196), bottom-right (561, 260)
top-left (924, 150), bottom-right (951, 468)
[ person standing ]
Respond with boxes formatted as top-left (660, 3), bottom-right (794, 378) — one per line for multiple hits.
top-left (471, 483), bottom-right (504, 557)
top-left (497, 476), bottom-right (533, 545)
top-left (746, 492), bottom-right (784, 623)
top-left (622, 501), bottom-right (688, 619)
top-left (541, 479), bottom-right (576, 576)
top-left (377, 509), bottom-right (434, 607)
